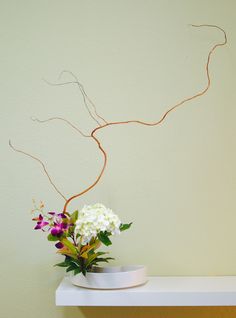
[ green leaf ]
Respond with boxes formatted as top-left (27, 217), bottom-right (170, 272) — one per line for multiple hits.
top-left (54, 256), bottom-right (73, 267)
top-left (70, 210), bottom-right (78, 224)
top-left (61, 238), bottom-right (77, 254)
top-left (54, 255), bottom-right (75, 267)
top-left (98, 232), bottom-right (112, 246)
top-left (54, 261), bottom-right (70, 267)
top-left (85, 253), bottom-right (99, 267)
top-left (81, 240), bottom-right (101, 259)
top-left (95, 257), bottom-right (114, 263)
top-left (66, 265), bottom-right (77, 273)
top-left (68, 225), bottom-right (75, 236)
top-left (70, 260), bottom-right (81, 268)
top-left (47, 233), bottom-right (59, 241)
top-left (65, 255), bottom-right (73, 262)
top-left (85, 252), bottom-right (109, 268)
top-left (74, 267), bottom-right (82, 275)
top-left (120, 222), bottom-right (132, 232)
top-left (96, 251), bottom-right (108, 256)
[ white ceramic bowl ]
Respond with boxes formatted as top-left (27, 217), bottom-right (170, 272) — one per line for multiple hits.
top-left (70, 265), bottom-right (147, 289)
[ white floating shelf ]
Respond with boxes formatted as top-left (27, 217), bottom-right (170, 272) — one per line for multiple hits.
top-left (56, 276), bottom-right (236, 306)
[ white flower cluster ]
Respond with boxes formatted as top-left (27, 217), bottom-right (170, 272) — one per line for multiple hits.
top-left (75, 203), bottom-right (121, 245)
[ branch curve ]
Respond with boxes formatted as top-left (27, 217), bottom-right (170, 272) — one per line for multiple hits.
top-left (9, 140), bottom-right (67, 201)
top-left (62, 24), bottom-right (227, 212)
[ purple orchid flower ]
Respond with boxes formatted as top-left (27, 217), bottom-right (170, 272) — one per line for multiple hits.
top-left (33, 214), bottom-right (49, 230)
top-left (51, 221), bottom-right (68, 236)
top-left (48, 212), bottom-right (68, 223)
top-left (49, 212), bottom-right (69, 236)
top-left (48, 212), bottom-right (67, 218)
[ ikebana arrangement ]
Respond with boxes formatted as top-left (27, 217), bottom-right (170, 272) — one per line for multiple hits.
top-left (9, 24), bottom-right (226, 286)
top-left (32, 202), bottom-right (131, 276)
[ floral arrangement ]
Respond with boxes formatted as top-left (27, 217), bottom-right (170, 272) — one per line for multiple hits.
top-left (32, 202), bottom-right (131, 275)
top-left (9, 24), bottom-right (226, 278)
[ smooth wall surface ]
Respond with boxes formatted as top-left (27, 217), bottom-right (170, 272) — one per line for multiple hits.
top-left (1, 1), bottom-right (236, 317)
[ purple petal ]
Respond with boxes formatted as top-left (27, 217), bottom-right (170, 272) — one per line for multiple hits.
top-left (51, 228), bottom-right (59, 236)
top-left (55, 242), bottom-right (64, 249)
top-left (61, 223), bottom-right (68, 229)
top-left (42, 221), bottom-right (49, 227)
top-left (58, 213), bottom-right (67, 219)
top-left (51, 226), bottom-right (63, 236)
top-left (34, 224), bottom-right (42, 230)
top-left (48, 212), bottom-right (56, 215)
top-left (34, 221), bottom-right (49, 230)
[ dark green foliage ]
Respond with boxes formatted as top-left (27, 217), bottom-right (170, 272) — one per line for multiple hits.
top-left (97, 231), bottom-right (112, 246)
top-left (120, 223), bottom-right (132, 232)
top-left (54, 252), bottom-right (115, 276)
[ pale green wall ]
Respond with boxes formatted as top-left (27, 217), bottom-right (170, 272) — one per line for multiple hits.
top-left (1, 1), bottom-right (236, 317)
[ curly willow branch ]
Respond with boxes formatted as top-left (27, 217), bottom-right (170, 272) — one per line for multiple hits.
top-left (9, 140), bottom-right (67, 201)
top-left (31, 116), bottom-right (90, 138)
top-left (62, 24), bottom-right (227, 213)
top-left (58, 70), bottom-right (108, 125)
top-left (43, 70), bottom-right (108, 126)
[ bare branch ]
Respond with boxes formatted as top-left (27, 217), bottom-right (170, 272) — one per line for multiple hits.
top-left (59, 70), bottom-right (108, 125)
top-left (43, 71), bottom-right (108, 126)
top-left (62, 24), bottom-right (227, 213)
top-left (10, 25), bottom-right (227, 212)
top-left (31, 116), bottom-right (91, 138)
top-left (63, 133), bottom-right (107, 212)
top-left (93, 25), bottom-right (227, 130)
top-left (9, 140), bottom-right (67, 201)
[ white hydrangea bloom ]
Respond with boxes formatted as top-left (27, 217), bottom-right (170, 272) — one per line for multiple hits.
top-left (75, 203), bottom-right (121, 245)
